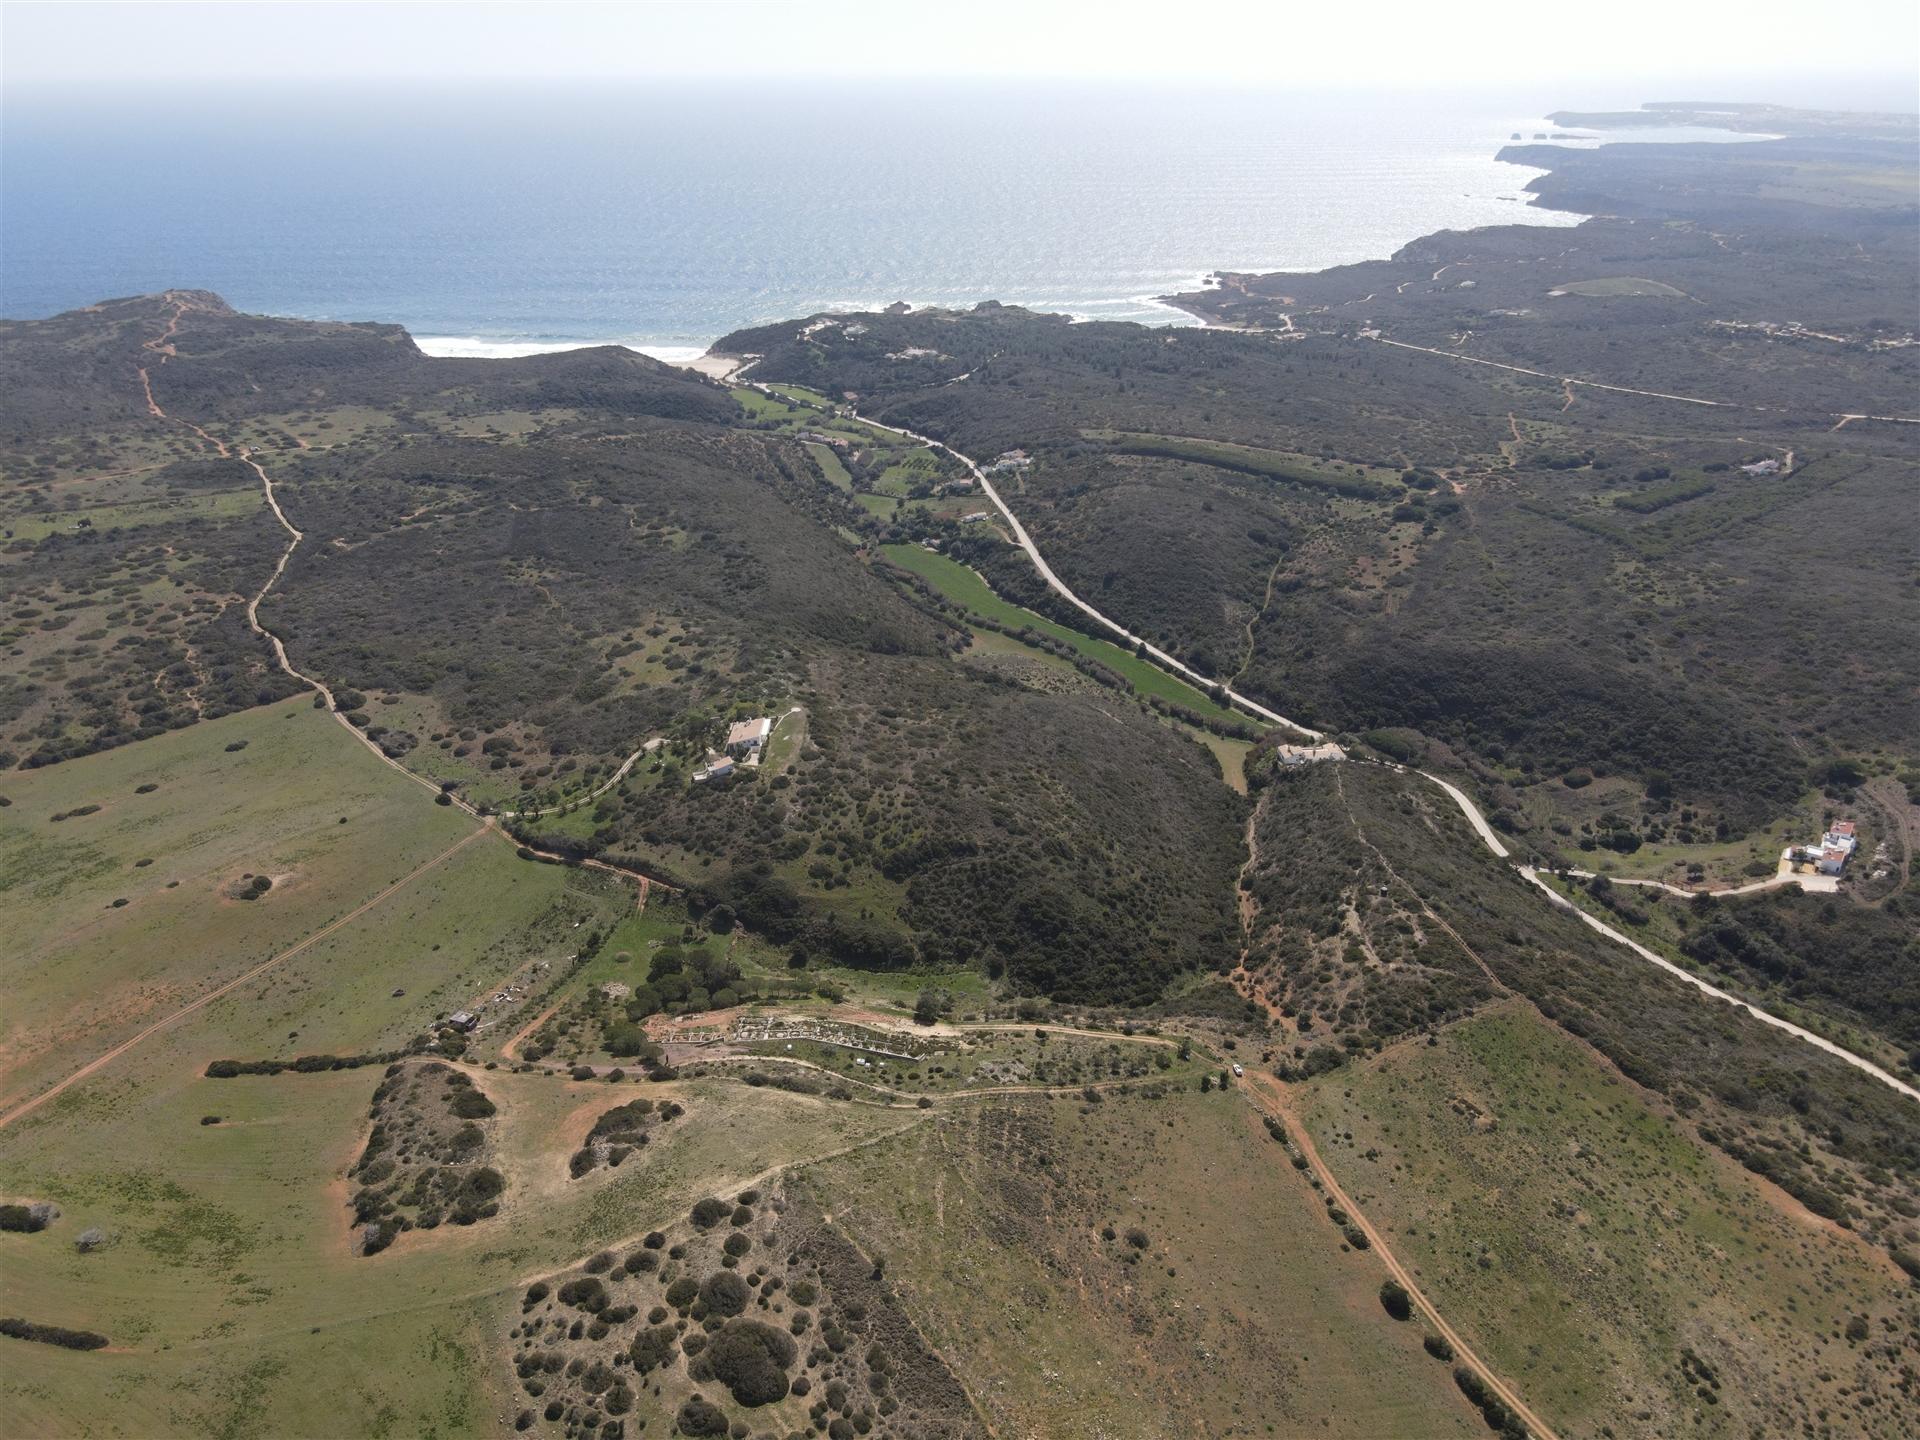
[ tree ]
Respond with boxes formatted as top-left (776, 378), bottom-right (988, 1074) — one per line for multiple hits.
top-left (1379, 1279), bottom-right (1413, 1320)
top-left (913, 990), bottom-right (941, 1026)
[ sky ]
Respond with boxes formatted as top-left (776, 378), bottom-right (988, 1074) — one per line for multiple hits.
top-left (3, 0), bottom-right (1918, 104)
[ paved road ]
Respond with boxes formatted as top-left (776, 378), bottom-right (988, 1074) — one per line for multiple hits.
top-left (1520, 866), bottom-right (1920, 1103)
top-left (741, 371), bottom-right (1919, 1106)
top-left (787, 386), bottom-right (1323, 738)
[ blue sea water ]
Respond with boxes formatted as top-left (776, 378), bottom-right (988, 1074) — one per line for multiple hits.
top-left (0, 84), bottom-right (1746, 356)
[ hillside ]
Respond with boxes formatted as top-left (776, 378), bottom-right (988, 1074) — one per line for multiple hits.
top-left (3, 101), bottom-right (1918, 1440)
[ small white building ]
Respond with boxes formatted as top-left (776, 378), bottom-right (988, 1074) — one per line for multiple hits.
top-left (694, 756), bottom-right (736, 783)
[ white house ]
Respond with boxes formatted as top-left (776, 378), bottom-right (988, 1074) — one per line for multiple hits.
top-left (726, 717), bottom-right (771, 756)
top-left (1813, 820), bottom-right (1858, 875)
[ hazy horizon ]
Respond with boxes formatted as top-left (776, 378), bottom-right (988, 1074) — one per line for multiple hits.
top-left (5, 1), bottom-right (1917, 108)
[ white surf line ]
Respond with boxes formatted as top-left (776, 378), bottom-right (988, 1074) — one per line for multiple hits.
top-left (785, 387), bottom-right (1321, 738)
top-left (1521, 866), bottom-right (1920, 1103)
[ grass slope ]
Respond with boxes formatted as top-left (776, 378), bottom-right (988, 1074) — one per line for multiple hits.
top-left (1300, 1003), bottom-right (1920, 1439)
top-left (0, 701), bottom-right (484, 1109)
top-left (804, 1085), bottom-right (1484, 1438)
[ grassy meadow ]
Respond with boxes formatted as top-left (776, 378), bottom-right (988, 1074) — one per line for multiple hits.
top-left (1298, 1003), bottom-right (1919, 1439)
top-left (0, 702), bottom-right (513, 1109)
top-left (0, 701), bottom-right (907, 1433)
top-left (881, 542), bottom-right (1244, 725)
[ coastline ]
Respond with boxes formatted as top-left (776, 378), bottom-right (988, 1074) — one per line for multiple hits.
top-left (401, 117), bottom-right (1594, 366)
top-left (402, 108), bottom-right (1769, 365)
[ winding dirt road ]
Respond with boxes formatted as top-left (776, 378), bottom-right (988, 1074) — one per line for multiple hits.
top-left (736, 370), bottom-right (1919, 1106)
top-left (0, 305), bottom-right (686, 1127)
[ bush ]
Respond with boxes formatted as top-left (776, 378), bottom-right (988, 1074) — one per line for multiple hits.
top-left (450, 1089), bottom-right (497, 1119)
top-left (675, 1395), bottom-right (730, 1437)
top-left (0, 1206), bottom-right (46, 1234)
top-left (706, 1319), bottom-right (797, 1406)
top-left (629, 1324), bottom-right (677, 1373)
top-left (665, 1277), bottom-right (699, 1308)
top-left (1379, 1279), bottom-right (1413, 1320)
top-left (691, 1196), bottom-right (730, 1228)
top-left (557, 1277), bottom-right (608, 1312)
top-left (1423, 1333), bottom-right (1454, 1361)
top-left (0, 1316), bottom-right (109, 1350)
top-left (723, 1232), bottom-right (752, 1257)
top-left (699, 1270), bottom-right (750, 1317)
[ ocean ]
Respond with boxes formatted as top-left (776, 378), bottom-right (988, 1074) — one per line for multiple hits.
top-left (0, 84), bottom-right (1755, 357)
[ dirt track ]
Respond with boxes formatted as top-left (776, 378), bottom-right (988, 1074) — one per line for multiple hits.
top-left (1244, 1071), bottom-right (1564, 1440)
top-left (0, 825), bottom-right (491, 1131)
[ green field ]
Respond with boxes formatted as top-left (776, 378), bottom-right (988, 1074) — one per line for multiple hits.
top-left (881, 543), bottom-right (1245, 725)
top-left (803, 440), bottom-right (852, 490)
top-left (4, 488), bottom-right (263, 541)
top-left (0, 699), bottom-right (916, 1435)
top-left (1300, 1003), bottom-right (1916, 1438)
top-left (1081, 429), bottom-right (1401, 499)
top-left (0, 703), bottom-right (523, 1109)
top-left (1552, 276), bottom-right (1690, 298)
top-left (0, 1059), bottom-right (906, 1438)
top-left (766, 383), bottom-right (832, 407)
